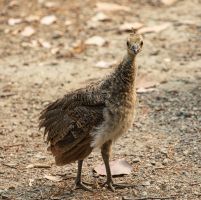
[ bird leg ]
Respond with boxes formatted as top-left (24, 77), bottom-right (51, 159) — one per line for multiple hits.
top-left (74, 160), bottom-right (92, 192)
top-left (101, 140), bottom-right (135, 192)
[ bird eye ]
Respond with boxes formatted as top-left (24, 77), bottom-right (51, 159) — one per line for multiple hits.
top-left (127, 41), bottom-right (129, 47)
top-left (140, 41), bottom-right (143, 46)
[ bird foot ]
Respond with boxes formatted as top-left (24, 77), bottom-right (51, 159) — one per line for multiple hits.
top-left (102, 180), bottom-right (135, 192)
top-left (74, 180), bottom-right (93, 192)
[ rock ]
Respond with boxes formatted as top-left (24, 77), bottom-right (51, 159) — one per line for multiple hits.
top-left (160, 148), bottom-right (168, 155)
top-left (142, 191), bottom-right (148, 196)
top-left (95, 60), bottom-right (117, 68)
top-left (21, 26), bottom-right (35, 37)
top-left (40, 15), bottom-right (57, 25)
top-left (150, 160), bottom-right (156, 165)
top-left (133, 157), bottom-right (141, 163)
top-left (162, 158), bottom-right (169, 165)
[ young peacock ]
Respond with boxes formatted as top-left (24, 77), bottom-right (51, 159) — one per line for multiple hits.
top-left (39, 31), bottom-right (143, 191)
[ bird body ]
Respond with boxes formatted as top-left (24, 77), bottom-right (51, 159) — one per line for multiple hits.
top-left (91, 53), bottom-right (137, 148)
top-left (39, 32), bottom-right (143, 191)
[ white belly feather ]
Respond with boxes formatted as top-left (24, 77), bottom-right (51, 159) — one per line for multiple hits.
top-left (90, 106), bottom-right (135, 148)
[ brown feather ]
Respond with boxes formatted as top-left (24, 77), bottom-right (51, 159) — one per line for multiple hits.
top-left (39, 86), bottom-right (105, 165)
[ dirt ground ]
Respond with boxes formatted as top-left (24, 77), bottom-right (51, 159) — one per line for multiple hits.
top-left (0, 0), bottom-right (201, 199)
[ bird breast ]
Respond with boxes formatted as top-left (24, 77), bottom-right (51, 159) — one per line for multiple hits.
top-left (90, 93), bottom-right (136, 148)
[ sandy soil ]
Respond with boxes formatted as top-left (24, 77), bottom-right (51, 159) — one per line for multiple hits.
top-left (0, 0), bottom-right (201, 199)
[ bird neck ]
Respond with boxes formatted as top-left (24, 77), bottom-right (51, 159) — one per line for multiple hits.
top-left (115, 52), bottom-right (137, 87)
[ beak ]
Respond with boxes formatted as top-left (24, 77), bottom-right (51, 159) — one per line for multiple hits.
top-left (131, 45), bottom-right (139, 54)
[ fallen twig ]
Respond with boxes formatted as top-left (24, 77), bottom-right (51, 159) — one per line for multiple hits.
top-left (26, 163), bottom-right (51, 169)
top-left (34, 164), bottom-right (51, 168)
top-left (2, 163), bottom-right (17, 169)
top-left (3, 144), bottom-right (24, 148)
top-left (0, 93), bottom-right (16, 98)
top-left (39, 189), bottom-right (44, 199)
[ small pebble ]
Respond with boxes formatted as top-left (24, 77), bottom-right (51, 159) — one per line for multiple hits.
top-left (160, 148), bottom-right (168, 155)
top-left (133, 157), bottom-right (141, 163)
top-left (162, 158), bottom-right (169, 165)
top-left (142, 181), bottom-right (151, 186)
top-left (183, 150), bottom-right (189, 155)
top-left (142, 191), bottom-right (147, 196)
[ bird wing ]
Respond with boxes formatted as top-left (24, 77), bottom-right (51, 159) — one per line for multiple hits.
top-left (39, 87), bottom-right (105, 153)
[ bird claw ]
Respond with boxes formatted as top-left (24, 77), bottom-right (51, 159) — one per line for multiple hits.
top-left (74, 181), bottom-right (93, 192)
top-left (102, 180), bottom-right (135, 192)
top-left (102, 181), bottom-right (115, 192)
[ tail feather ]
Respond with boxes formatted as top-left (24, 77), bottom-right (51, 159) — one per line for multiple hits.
top-left (52, 136), bottom-right (93, 165)
top-left (39, 109), bottom-right (61, 121)
top-left (39, 116), bottom-right (59, 129)
top-left (43, 99), bottom-right (62, 111)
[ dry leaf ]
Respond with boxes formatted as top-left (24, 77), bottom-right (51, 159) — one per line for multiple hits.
top-left (8, 18), bottom-right (22, 26)
top-left (137, 76), bottom-right (159, 87)
top-left (119, 22), bottom-right (144, 32)
top-left (96, 2), bottom-right (130, 12)
top-left (94, 159), bottom-right (132, 176)
top-left (44, 174), bottom-right (62, 182)
top-left (44, 1), bottom-right (59, 8)
top-left (138, 23), bottom-right (171, 34)
top-left (95, 60), bottom-right (117, 68)
top-left (21, 26), bottom-right (35, 37)
top-left (40, 15), bottom-right (57, 25)
top-left (85, 36), bottom-right (106, 46)
top-left (91, 12), bottom-right (110, 22)
top-left (65, 20), bottom-right (72, 26)
top-left (136, 75), bottom-right (159, 93)
top-left (161, 0), bottom-right (177, 5)
top-left (38, 39), bottom-right (51, 49)
top-left (25, 15), bottom-right (40, 22)
top-left (137, 80), bottom-right (159, 89)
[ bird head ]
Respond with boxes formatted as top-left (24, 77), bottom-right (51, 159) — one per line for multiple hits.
top-left (126, 30), bottom-right (143, 56)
